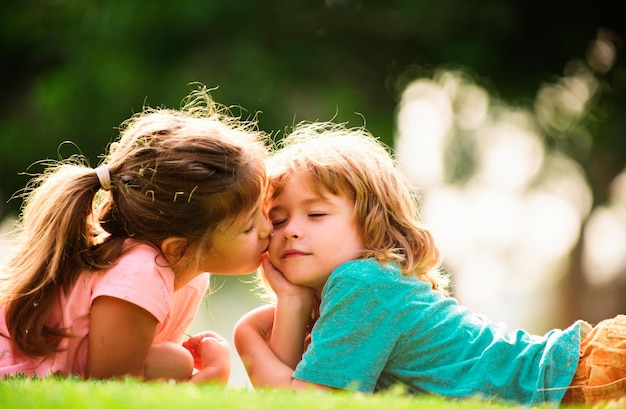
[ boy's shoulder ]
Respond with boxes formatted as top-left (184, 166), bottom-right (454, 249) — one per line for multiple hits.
top-left (336, 257), bottom-right (390, 270)
top-left (330, 259), bottom-right (432, 292)
top-left (332, 258), bottom-right (401, 283)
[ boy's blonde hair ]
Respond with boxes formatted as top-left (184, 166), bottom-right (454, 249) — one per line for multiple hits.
top-left (266, 121), bottom-right (447, 294)
top-left (1, 87), bottom-right (269, 357)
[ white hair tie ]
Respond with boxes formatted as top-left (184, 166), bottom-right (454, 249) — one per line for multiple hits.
top-left (95, 165), bottom-right (112, 191)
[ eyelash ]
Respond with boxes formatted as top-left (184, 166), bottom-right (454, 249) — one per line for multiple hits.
top-left (271, 219), bottom-right (285, 227)
top-left (244, 224), bottom-right (256, 234)
top-left (271, 213), bottom-right (326, 227)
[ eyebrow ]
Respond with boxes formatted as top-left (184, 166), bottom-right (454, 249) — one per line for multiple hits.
top-left (235, 205), bottom-right (259, 224)
top-left (248, 205), bottom-right (260, 216)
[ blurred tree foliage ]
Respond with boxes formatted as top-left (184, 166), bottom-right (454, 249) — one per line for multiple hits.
top-left (0, 0), bottom-right (624, 220)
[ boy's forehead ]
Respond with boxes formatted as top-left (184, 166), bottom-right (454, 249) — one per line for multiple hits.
top-left (280, 173), bottom-right (327, 196)
top-left (271, 176), bottom-right (353, 206)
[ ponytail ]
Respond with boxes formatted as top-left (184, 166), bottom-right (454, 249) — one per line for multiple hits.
top-left (2, 161), bottom-right (103, 356)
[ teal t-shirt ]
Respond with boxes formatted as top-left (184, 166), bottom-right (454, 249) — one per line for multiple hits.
top-left (293, 259), bottom-right (581, 405)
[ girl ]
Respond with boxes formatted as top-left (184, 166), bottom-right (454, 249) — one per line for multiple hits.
top-left (234, 122), bottom-right (626, 406)
top-left (0, 87), bottom-right (272, 383)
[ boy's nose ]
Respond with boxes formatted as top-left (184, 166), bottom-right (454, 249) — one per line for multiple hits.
top-left (283, 221), bottom-right (302, 240)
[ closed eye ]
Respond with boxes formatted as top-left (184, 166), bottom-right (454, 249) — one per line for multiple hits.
top-left (271, 219), bottom-right (286, 227)
top-left (308, 212), bottom-right (327, 218)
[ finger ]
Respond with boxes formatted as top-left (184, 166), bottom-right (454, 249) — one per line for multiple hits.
top-left (184, 330), bottom-right (221, 344)
top-left (261, 257), bottom-right (287, 286)
top-left (200, 337), bottom-right (231, 368)
top-left (260, 256), bottom-right (275, 279)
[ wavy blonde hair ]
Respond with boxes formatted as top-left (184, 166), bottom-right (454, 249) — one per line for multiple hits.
top-left (266, 121), bottom-right (448, 293)
top-left (1, 86), bottom-right (269, 357)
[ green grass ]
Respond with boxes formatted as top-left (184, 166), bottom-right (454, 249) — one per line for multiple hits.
top-left (0, 377), bottom-right (601, 409)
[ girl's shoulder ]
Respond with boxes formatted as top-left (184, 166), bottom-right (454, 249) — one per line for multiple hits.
top-left (87, 239), bottom-right (175, 322)
top-left (116, 239), bottom-right (163, 265)
top-left (100, 239), bottom-right (175, 287)
top-left (122, 238), bottom-right (161, 254)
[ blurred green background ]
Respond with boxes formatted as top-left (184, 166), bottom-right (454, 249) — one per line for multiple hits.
top-left (1, 0), bottom-right (626, 387)
top-left (3, 0), bottom-right (624, 217)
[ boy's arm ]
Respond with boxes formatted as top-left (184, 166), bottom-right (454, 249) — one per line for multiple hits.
top-left (256, 255), bottom-right (314, 369)
top-left (234, 304), bottom-right (293, 387)
top-left (268, 293), bottom-right (313, 369)
top-left (234, 304), bottom-right (328, 390)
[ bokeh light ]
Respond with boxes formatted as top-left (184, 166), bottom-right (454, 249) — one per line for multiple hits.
top-left (395, 67), bottom-right (597, 331)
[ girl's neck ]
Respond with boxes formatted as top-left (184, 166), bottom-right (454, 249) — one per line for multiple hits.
top-left (173, 267), bottom-right (199, 291)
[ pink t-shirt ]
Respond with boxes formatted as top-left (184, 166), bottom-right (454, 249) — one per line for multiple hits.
top-left (0, 241), bottom-right (210, 378)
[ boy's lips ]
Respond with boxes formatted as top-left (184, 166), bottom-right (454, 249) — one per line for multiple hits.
top-left (281, 249), bottom-right (309, 258)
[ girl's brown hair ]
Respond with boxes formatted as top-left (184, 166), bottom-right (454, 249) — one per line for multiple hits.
top-left (0, 87), bottom-right (268, 357)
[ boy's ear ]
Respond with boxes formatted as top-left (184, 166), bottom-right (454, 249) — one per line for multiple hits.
top-left (160, 237), bottom-right (189, 260)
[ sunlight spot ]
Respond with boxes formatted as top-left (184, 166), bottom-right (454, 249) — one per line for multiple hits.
top-left (396, 80), bottom-right (453, 187)
top-left (587, 32), bottom-right (617, 74)
top-left (519, 192), bottom-right (581, 263)
top-left (559, 78), bottom-right (587, 114)
top-left (466, 187), bottom-right (519, 250)
top-left (453, 252), bottom-right (506, 311)
top-left (534, 154), bottom-right (593, 219)
top-left (454, 83), bottom-right (489, 130)
top-left (535, 61), bottom-right (598, 133)
top-left (473, 118), bottom-right (543, 191)
top-left (582, 169), bottom-right (626, 287)
top-left (421, 186), bottom-right (473, 263)
top-left (583, 207), bottom-right (626, 286)
top-left (608, 170), bottom-right (626, 206)
top-left (395, 66), bottom-right (596, 331)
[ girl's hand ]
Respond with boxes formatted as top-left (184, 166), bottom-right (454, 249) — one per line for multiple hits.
top-left (182, 331), bottom-right (231, 384)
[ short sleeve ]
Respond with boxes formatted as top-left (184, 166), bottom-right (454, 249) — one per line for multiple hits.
top-left (91, 244), bottom-right (175, 323)
top-left (294, 273), bottom-right (399, 392)
top-left (155, 273), bottom-right (211, 343)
